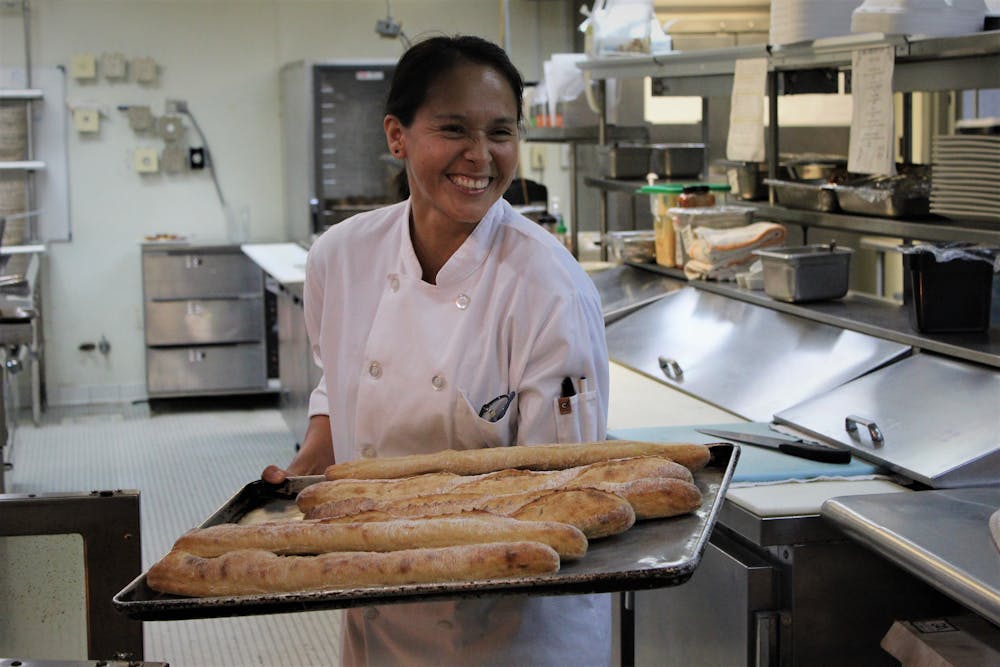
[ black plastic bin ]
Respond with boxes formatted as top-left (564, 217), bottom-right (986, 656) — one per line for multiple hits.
top-left (905, 250), bottom-right (995, 333)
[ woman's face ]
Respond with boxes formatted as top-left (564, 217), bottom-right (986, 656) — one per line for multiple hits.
top-left (386, 62), bottom-right (519, 231)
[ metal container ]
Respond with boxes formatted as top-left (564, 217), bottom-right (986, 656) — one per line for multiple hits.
top-left (764, 178), bottom-right (839, 212)
top-left (754, 244), bottom-right (854, 303)
top-left (600, 143), bottom-right (704, 179)
top-left (832, 169), bottom-right (932, 218)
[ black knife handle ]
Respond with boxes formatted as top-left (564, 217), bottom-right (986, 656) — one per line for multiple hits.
top-left (778, 441), bottom-right (851, 464)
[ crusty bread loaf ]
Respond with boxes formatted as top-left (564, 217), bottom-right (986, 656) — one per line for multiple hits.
top-left (147, 542), bottom-right (560, 597)
top-left (298, 456), bottom-right (692, 513)
top-left (304, 487), bottom-right (637, 540)
top-left (589, 477), bottom-right (702, 520)
top-left (173, 515), bottom-right (588, 560)
top-left (323, 441), bottom-right (711, 480)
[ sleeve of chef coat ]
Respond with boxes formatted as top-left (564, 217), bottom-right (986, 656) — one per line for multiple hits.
top-left (515, 283), bottom-right (609, 445)
top-left (303, 242), bottom-right (329, 418)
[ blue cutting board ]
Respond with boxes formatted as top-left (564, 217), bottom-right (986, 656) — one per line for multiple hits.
top-left (610, 422), bottom-right (884, 483)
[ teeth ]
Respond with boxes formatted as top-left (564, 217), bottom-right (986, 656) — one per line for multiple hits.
top-left (451, 175), bottom-right (490, 190)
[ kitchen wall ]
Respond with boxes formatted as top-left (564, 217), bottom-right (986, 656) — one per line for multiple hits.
top-left (0, 0), bottom-right (575, 406)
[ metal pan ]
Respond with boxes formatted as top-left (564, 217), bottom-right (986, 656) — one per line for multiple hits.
top-left (113, 444), bottom-right (738, 621)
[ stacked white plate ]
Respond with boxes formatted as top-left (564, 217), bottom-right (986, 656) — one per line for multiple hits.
top-left (769, 0), bottom-right (857, 45)
top-left (930, 134), bottom-right (1000, 223)
top-left (851, 0), bottom-right (988, 37)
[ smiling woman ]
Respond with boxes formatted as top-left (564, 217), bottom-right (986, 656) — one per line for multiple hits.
top-left (261, 34), bottom-right (612, 667)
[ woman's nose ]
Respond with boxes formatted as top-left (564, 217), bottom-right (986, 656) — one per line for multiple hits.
top-left (463, 135), bottom-right (491, 162)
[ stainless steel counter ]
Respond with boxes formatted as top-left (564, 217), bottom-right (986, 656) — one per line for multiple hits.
top-left (823, 487), bottom-right (1000, 627)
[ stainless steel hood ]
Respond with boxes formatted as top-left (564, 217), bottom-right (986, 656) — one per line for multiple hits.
top-left (605, 286), bottom-right (911, 422)
top-left (776, 353), bottom-right (1000, 488)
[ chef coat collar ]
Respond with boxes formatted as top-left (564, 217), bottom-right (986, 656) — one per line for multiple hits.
top-left (398, 198), bottom-right (505, 287)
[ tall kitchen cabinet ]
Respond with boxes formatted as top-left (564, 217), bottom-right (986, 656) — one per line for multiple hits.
top-left (142, 245), bottom-right (268, 398)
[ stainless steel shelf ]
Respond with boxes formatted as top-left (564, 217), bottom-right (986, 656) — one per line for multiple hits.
top-left (523, 125), bottom-right (648, 143)
top-left (577, 31), bottom-right (1000, 93)
top-left (0, 160), bottom-right (45, 171)
top-left (745, 203), bottom-right (1000, 245)
top-left (578, 45), bottom-right (768, 81)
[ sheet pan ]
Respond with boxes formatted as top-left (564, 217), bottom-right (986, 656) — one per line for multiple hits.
top-left (113, 444), bottom-right (738, 621)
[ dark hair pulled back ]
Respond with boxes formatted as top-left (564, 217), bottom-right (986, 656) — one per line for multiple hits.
top-left (385, 34), bottom-right (524, 127)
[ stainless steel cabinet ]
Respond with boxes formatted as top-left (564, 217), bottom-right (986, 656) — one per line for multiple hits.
top-left (275, 280), bottom-right (321, 446)
top-left (142, 245), bottom-right (267, 398)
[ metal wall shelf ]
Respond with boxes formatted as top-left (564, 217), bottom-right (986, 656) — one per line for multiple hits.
top-left (0, 160), bottom-right (45, 171)
top-left (0, 88), bottom-right (43, 99)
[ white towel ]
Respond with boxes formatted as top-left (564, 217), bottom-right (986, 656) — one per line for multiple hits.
top-left (683, 221), bottom-right (787, 280)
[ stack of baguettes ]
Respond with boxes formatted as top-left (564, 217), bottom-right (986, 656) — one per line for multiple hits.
top-left (147, 440), bottom-right (711, 597)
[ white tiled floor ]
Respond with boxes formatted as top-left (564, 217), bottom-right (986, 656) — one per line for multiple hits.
top-left (7, 401), bottom-right (344, 666)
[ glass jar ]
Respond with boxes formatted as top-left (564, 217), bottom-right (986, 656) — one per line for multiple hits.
top-left (679, 185), bottom-right (716, 208)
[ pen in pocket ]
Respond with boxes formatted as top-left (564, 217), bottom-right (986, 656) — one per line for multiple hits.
top-left (558, 376), bottom-right (574, 415)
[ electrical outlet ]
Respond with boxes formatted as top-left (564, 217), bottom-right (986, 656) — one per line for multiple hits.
top-left (127, 106), bottom-right (155, 132)
top-left (73, 108), bottom-right (100, 133)
top-left (188, 147), bottom-right (205, 170)
top-left (70, 54), bottom-right (97, 80)
top-left (530, 146), bottom-right (545, 170)
top-left (102, 52), bottom-right (127, 80)
top-left (134, 147), bottom-right (159, 174)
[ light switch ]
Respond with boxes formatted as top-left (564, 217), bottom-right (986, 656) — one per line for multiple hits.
top-left (70, 54), bottom-right (97, 80)
top-left (102, 52), bottom-right (128, 80)
top-left (73, 108), bottom-right (100, 133)
top-left (132, 57), bottom-right (159, 85)
top-left (127, 106), bottom-right (155, 132)
top-left (134, 147), bottom-right (159, 174)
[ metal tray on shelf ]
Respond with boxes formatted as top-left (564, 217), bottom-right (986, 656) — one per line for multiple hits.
top-left (832, 168), bottom-right (930, 218)
top-left (764, 178), bottom-right (839, 212)
top-left (113, 444), bottom-right (739, 621)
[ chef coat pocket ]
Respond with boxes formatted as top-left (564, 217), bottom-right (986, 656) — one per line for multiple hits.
top-left (454, 392), bottom-right (516, 449)
top-left (553, 390), bottom-right (600, 443)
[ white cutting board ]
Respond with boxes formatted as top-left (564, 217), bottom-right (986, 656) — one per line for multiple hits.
top-left (727, 479), bottom-right (910, 517)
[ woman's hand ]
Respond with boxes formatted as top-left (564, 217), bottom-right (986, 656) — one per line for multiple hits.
top-left (260, 415), bottom-right (335, 484)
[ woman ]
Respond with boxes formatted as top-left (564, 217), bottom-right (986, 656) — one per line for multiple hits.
top-left (263, 35), bottom-right (610, 666)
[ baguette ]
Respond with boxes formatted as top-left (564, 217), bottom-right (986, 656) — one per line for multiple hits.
top-left (589, 477), bottom-right (702, 520)
top-left (173, 515), bottom-right (588, 560)
top-left (304, 487), bottom-right (637, 540)
top-left (147, 542), bottom-right (560, 597)
top-left (298, 456), bottom-right (692, 513)
top-left (323, 441), bottom-right (711, 480)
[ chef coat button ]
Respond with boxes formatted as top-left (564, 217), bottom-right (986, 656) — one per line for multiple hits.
top-left (455, 293), bottom-right (470, 310)
top-left (368, 361), bottom-right (382, 378)
top-left (388, 274), bottom-right (399, 292)
top-left (361, 445), bottom-right (376, 459)
top-left (437, 619), bottom-right (453, 630)
top-left (431, 374), bottom-right (446, 390)
top-left (364, 607), bottom-right (379, 620)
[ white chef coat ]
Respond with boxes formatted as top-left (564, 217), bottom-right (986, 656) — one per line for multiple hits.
top-left (305, 198), bottom-right (611, 667)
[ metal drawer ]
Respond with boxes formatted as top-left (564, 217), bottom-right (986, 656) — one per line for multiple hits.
top-left (144, 297), bottom-right (263, 346)
top-left (146, 344), bottom-right (267, 396)
top-left (143, 250), bottom-right (262, 299)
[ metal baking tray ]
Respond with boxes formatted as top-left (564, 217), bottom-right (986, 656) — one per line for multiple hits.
top-left (764, 178), bottom-right (839, 212)
top-left (113, 444), bottom-right (738, 621)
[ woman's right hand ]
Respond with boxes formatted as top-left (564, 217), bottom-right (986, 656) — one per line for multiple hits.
top-left (260, 415), bottom-right (335, 485)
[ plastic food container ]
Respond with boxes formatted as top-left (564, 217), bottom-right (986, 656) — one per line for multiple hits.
top-left (671, 206), bottom-right (754, 267)
top-left (903, 245), bottom-right (996, 333)
top-left (754, 244), bottom-right (854, 303)
top-left (605, 230), bottom-right (657, 264)
top-left (638, 183), bottom-right (732, 268)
